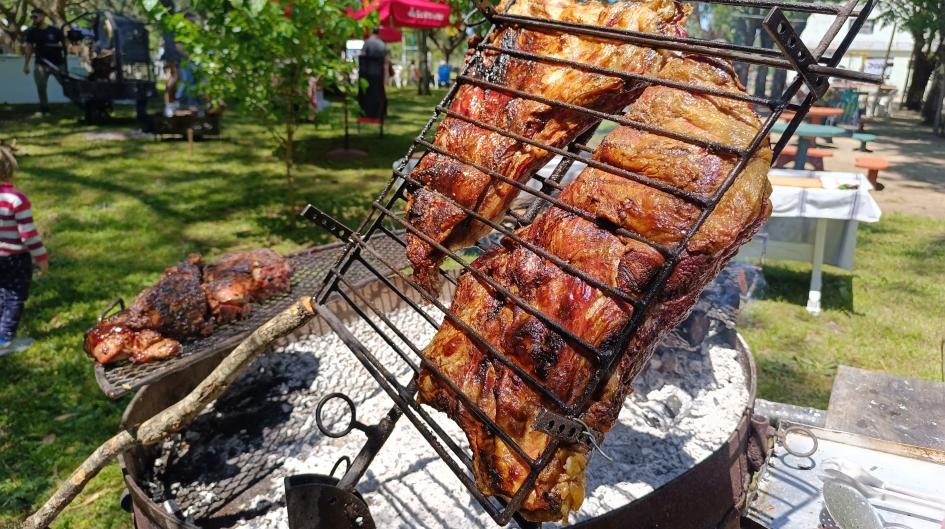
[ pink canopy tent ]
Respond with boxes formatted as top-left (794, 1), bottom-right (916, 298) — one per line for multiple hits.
top-left (349, 0), bottom-right (451, 42)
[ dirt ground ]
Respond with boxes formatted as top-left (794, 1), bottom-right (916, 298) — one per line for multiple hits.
top-left (800, 108), bottom-right (945, 220)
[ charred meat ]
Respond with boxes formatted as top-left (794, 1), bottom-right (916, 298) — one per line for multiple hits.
top-left (85, 250), bottom-right (292, 365)
top-left (404, 0), bottom-right (691, 290)
top-left (415, 1), bottom-right (773, 521)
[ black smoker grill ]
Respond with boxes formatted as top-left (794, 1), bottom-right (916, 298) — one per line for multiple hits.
top-left (113, 0), bottom-right (881, 526)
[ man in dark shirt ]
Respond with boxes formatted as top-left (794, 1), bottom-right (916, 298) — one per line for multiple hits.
top-left (23, 8), bottom-right (65, 116)
top-left (357, 28), bottom-right (390, 120)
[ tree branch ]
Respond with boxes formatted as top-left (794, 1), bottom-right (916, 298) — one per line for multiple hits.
top-left (22, 298), bottom-right (317, 529)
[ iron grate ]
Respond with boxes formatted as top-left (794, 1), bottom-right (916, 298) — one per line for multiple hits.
top-left (301, 0), bottom-right (882, 526)
top-left (93, 233), bottom-right (409, 399)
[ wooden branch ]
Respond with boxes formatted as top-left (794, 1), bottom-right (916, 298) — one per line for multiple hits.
top-left (22, 297), bottom-right (317, 529)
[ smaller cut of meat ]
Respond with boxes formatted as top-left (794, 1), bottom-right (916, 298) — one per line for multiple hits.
top-left (202, 249), bottom-right (293, 322)
top-left (84, 249), bottom-right (293, 365)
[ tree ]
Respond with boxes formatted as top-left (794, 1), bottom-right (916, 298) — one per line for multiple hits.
top-left (143, 0), bottom-right (371, 207)
top-left (878, 0), bottom-right (945, 111)
top-left (428, 0), bottom-right (471, 65)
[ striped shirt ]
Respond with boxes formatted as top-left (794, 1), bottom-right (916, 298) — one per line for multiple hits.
top-left (1, 182), bottom-right (48, 263)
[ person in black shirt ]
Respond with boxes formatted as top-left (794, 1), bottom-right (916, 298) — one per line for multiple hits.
top-left (357, 28), bottom-right (390, 121)
top-left (23, 8), bottom-right (65, 116)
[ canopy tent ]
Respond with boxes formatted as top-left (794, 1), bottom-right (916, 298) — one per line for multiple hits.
top-left (349, 0), bottom-right (451, 42)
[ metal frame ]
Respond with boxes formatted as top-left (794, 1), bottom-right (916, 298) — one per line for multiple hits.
top-left (302, 0), bottom-right (881, 526)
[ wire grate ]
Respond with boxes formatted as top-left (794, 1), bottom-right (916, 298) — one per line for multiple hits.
top-left (93, 233), bottom-right (409, 399)
top-left (302, 0), bottom-right (881, 526)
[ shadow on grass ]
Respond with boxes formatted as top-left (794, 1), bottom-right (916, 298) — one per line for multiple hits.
top-left (760, 261), bottom-right (856, 313)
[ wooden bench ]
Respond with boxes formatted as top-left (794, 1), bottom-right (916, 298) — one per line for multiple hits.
top-left (775, 146), bottom-right (834, 171)
top-left (851, 132), bottom-right (876, 152)
top-left (356, 117), bottom-right (384, 138)
top-left (855, 156), bottom-right (888, 191)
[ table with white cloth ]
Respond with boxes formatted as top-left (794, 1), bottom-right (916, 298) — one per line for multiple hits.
top-left (737, 169), bottom-right (882, 314)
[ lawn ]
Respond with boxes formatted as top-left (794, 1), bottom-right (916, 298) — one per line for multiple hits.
top-left (1, 90), bottom-right (943, 528)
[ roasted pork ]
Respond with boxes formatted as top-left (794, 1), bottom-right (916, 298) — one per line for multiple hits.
top-left (415, 2), bottom-right (773, 521)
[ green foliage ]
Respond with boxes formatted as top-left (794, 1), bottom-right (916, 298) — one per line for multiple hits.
top-left (147, 0), bottom-right (368, 123)
top-left (877, 0), bottom-right (944, 47)
top-left (0, 89), bottom-right (442, 528)
top-left (428, 0), bottom-right (473, 64)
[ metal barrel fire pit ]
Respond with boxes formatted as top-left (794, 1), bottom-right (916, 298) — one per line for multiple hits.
top-left (117, 264), bottom-right (759, 529)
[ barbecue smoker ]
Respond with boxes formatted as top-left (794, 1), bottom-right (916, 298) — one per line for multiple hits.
top-left (115, 0), bottom-right (880, 527)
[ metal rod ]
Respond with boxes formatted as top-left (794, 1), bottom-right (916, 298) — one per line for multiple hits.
top-left (345, 230), bottom-right (574, 411)
top-left (437, 106), bottom-right (710, 207)
top-left (414, 139), bottom-right (675, 257)
top-left (457, 74), bottom-right (746, 155)
top-left (315, 304), bottom-right (509, 520)
top-left (398, 171), bottom-right (644, 309)
top-left (476, 44), bottom-right (778, 108)
top-left (489, 13), bottom-right (876, 82)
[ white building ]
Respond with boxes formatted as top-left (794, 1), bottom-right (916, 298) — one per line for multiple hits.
top-left (801, 11), bottom-right (915, 93)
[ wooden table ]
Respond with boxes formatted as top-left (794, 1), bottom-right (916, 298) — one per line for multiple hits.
top-left (780, 107), bottom-right (845, 124)
top-left (771, 122), bottom-right (847, 170)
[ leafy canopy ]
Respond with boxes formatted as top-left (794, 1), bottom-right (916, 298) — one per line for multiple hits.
top-left (143, 0), bottom-right (372, 126)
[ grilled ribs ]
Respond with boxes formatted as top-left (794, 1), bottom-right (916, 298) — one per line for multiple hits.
top-left (203, 249), bottom-right (293, 324)
top-left (404, 0), bottom-right (691, 291)
top-left (85, 250), bottom-right (292, 365)
top-left (415, 1), bottom-right (773, 522)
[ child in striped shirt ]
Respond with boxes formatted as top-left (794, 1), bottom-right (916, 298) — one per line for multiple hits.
top-left (1, 143), bottom-right (48, 355)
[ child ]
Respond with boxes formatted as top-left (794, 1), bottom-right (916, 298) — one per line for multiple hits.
top-left (0, 142), bottom-right (48, 355)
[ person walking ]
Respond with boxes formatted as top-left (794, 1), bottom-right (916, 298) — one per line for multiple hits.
top-left (0, 143), bottom-right (48, 356)
top-left (23, 8), bottom-right (66, 117)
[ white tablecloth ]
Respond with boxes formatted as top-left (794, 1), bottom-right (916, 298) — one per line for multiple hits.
top-left (767, 169), bottom-right (882, 223)
top-left (741, 169), bottom-right (882, 270)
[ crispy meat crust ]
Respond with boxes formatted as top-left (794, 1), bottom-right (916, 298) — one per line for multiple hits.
top-left (415, 3), bottom-right (773, 520)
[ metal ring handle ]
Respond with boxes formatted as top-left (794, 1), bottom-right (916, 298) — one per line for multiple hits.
top-left (330, 456), bottom-right (351, 480)
top-left (316, 392), bottom-right (358, 439)
top-left (98, 297), bottom-right (125, 322)
top-left (782, 425), bottom-right (819, 458)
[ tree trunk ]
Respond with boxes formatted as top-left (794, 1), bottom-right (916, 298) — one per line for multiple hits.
top-left (921, 64), bottom-right (942, 123)
top-left (753, 28), bottom-right (774, 98)
top-left (905, 39), bottom-right (934, 111)
top-left (418, 30), bottom-right (431, 96)
top-left (285, 111), bottom-right (296, 210)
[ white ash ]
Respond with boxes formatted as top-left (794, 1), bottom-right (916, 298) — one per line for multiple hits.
top-left (154, 299), bottom-right (748, 528)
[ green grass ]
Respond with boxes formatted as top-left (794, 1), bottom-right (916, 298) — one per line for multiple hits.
top-left (1, 92), bottom-right (943, 528)
top-left (740, 213), bottom-right (945, 409)
top-left (0, 89), bottom-right (444, 529)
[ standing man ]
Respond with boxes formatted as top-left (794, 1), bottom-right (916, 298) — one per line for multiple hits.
top-left (357, 28), bottom-right (390, 121)
top-left (23, 8), bottom-right (65, 117)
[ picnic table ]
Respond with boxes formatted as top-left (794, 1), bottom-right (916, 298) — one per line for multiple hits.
top-left (737, 169), bottom-right (882, 315)
top-left (780, 107), bottom-right (845, 124)
top-left (771, 122), bottom-right (846, 170)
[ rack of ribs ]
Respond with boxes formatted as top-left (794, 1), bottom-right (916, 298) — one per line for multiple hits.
top-left (414, 27), bottom-right (773, 524)
top-left (85, 249), bottom-right (292, 365)
top-left (404, 0), bottom-right (692, 291)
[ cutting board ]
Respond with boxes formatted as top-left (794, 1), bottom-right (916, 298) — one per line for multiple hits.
top-left (768, 175), bottom-right (824, 188)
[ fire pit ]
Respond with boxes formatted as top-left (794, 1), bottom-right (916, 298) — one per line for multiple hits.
top-left (118, 264), bottom-right (759, 529)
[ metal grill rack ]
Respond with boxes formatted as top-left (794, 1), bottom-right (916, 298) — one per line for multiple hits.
top-left (93, 233), bottom-right (408, 399)
top-left (301, 0), bottom-right (882, 526)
